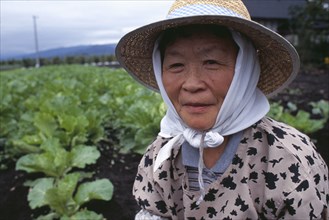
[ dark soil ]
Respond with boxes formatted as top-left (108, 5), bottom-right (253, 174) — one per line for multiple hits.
top-left (0, 69), bottom-right (328, 220)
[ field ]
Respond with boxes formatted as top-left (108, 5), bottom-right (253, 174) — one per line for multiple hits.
top-left (0, 65), bottom-right (328, 220)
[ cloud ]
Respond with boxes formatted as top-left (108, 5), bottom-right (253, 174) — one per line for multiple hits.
top-left (0, 0), bottom-right (174, 56)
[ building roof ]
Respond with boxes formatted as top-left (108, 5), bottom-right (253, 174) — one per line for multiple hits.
top-left (243, 0), bottom-right (306, 19)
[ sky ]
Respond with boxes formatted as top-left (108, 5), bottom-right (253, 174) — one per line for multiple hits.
top-left (0, 0), bottom-right (175, 57)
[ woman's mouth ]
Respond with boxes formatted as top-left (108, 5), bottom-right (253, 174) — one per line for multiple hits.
top-left (183, 103), bottom-right (212, 113)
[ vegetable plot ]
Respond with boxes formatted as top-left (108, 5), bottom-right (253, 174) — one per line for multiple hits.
top-left (0, 65), bottom-right (164, 219)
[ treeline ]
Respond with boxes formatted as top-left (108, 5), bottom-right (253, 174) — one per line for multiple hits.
top-left (0, 55), bottom-right (117, 70)
top-left (289, 0), bottom-right (329, 68)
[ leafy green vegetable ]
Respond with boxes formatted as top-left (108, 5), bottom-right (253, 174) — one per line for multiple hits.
top-left (74, 179), bottom-right (113, 205)
top-left (45, 173), bottom-right (81, 216)
top-left (70, 145), bottom-right (100, 169)
top-left (28, 178), bottom-right (54, 209)
top-left (16, 138), bottom-right (70, 177)
top-left (60, 210), bottom-right (104, 220)
top-left (310, 100), bottom-right (329, 117)
top-left (34, 113), bottom-right (58, 139)
top-left (268, 100), bottom-right (329, 134)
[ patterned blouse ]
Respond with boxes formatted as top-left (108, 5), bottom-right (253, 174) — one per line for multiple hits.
top-left (133, 117), bottom-right (329, 219)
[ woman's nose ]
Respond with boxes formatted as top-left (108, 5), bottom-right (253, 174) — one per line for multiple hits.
top-left (182, 67), bottom-right (206, 92)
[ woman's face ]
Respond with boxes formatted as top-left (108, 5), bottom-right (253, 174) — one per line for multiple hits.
top-left (162, 31), bottom-right (238, 131)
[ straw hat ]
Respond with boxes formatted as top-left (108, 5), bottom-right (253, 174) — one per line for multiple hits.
top-left (115, 0), bottom-right (300, 96)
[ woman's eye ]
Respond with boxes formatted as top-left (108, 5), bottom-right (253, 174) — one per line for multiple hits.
top-left (167, 63), bottom-right (184, 72)
top-left (204, 60), bottom-right (222, 70)
top-left (170, 63), bottom-right (183, 68)
top-left (204, 60), bottom-right (219, 65)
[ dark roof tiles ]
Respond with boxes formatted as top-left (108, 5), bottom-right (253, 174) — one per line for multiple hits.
top-left (243, 0), bottom-right (306, 19)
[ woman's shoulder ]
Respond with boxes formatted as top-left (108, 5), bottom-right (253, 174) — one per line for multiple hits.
top-left (249, 116), bottom-right (315, 150)
top-left (137, 136), bottom-right (172, 170)
top-left (144, 135), bottom-right (172, 157)
top-left (253, 116), bottom-right (309, 138)
top-left (235, 117), bottom-right (328, 219)
top-left (243, 116), bottom-right (327, 176)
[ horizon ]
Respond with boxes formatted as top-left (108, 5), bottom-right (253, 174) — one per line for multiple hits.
top-left (0, 42), bottom-right (119, 61)
top-left (1, 1), bottom-right (174, 58)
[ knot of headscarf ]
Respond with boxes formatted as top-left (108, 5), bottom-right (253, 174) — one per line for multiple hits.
top-left (183, 129), bottom-right (224, 148)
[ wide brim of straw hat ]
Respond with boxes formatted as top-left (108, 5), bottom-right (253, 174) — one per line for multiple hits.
top-left (116, 15), bottom-right (300, 97)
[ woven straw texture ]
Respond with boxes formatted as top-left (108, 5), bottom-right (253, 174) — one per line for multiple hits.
top-left (116, 0), bottom-right (299, 96)
top-left (168, 0), bottom-right (251, 20)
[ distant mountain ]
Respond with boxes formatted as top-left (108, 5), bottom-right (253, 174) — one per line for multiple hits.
top-left (1, 44), bottom-right (117, 60)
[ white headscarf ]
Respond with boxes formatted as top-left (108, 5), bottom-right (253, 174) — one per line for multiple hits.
top-left (152, 30), bottom-right (270, 173)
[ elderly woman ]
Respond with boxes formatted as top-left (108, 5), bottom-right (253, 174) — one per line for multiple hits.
top-left (116, 0), bottom-right (328, 219)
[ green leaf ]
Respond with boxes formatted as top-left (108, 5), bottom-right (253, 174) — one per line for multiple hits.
top-left (40, 94), bottom-right (81, 117)
top-left (70, 145), bottom-right (100, 168)
top-left (74, 179), bottom-right (113, 205)
top-left (287, 102), bottom-right (297, 112)
top-left (99, 93), bottom-right (111, 105)
top-left (70, 134), bottom-right (88, 147)
top-left (60, 210), bottom-right (104, 220)
top-left (58, 115), bottom-right (78, 133)
top-left (11, 139), bottom-right (40, 154)
top-left (85, 110), bottom-right (105, 143)
top-left (134, 124), bottom-right (158, 154)
top-left (57, 114), bottom-right (89, 146)
top-left (310, 100), bottom-right (329, 118)
top-left (267, 102), bottom-right (284, 120)
top-left (34, 113), bottom-right (58, 138)
top-left (22, 134), bottom-right (43, 145)
top-left (16, 139), bottom-right (71, 177)
top-left (28, 178), bottom-right (54, 209)
top-left (16, 154), bottom-right (44, 173)
top-left (16, 153), bottom-right (61, 176)
top-left (45, 173), bottom-right (80, 216)
top-left (36, 212), bottom-right (59, 220)
top-left (39, 138), bottom-right (61, 152)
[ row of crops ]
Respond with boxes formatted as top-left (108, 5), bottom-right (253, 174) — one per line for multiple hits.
top-left (1, 65), bottom-right (328, 219)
